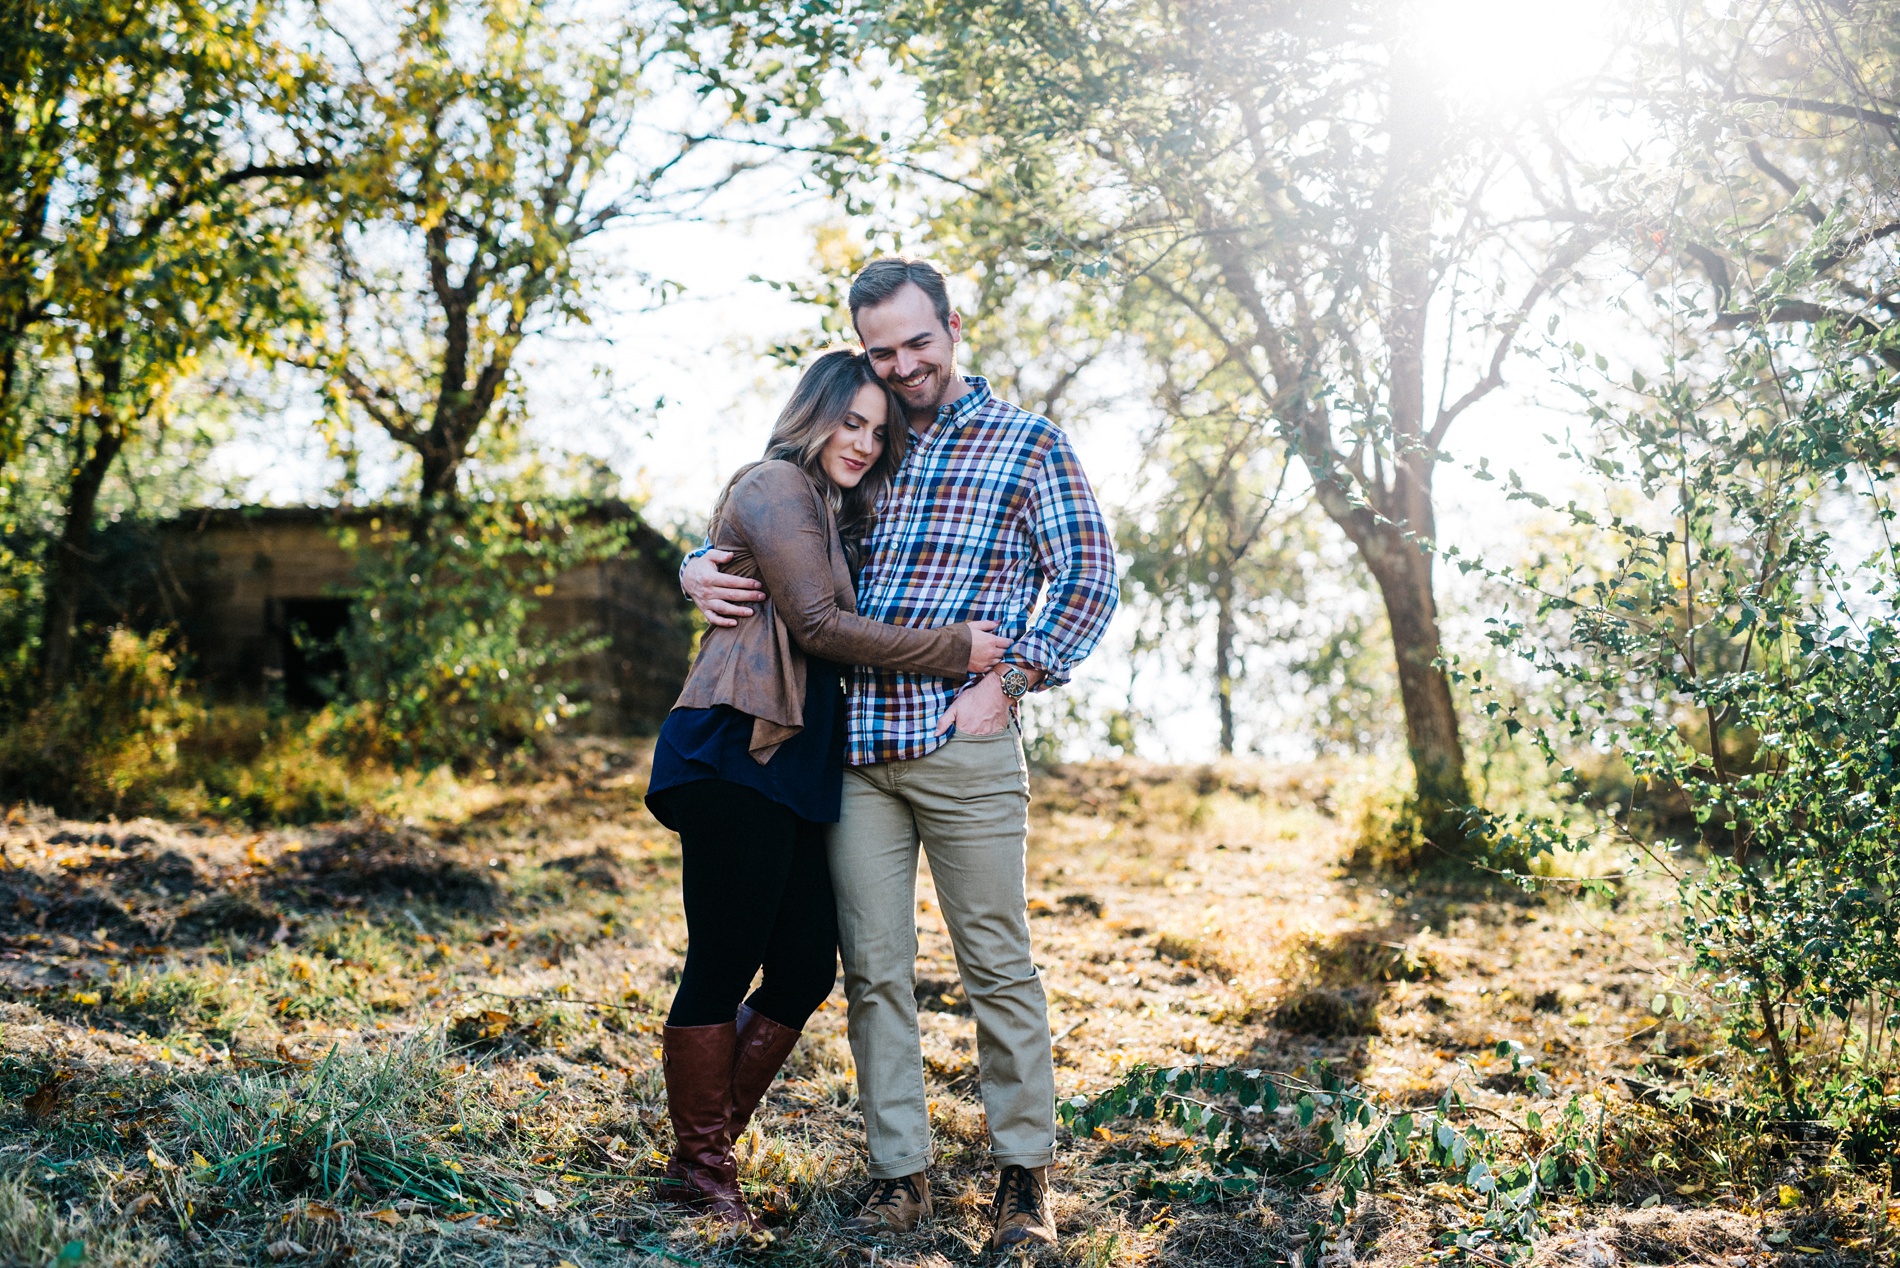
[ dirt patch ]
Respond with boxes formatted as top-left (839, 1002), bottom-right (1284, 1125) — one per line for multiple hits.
top-left (1272, 985), bottom-right (1382, 1037)
top-left (290, 826), bottom-right (496, 908)
top-left (545, 844), bottom-right (631, 892)
top-left (1535, 1206), bottom-right (1763, 1264)
top-left (177, 891), bottom-right (282, 938)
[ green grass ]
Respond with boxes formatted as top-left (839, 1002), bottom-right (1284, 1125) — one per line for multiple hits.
top-left (172, 1032), bottom-right (518, 1211)
top-left (0, 1169), bottom-right (166, 1268)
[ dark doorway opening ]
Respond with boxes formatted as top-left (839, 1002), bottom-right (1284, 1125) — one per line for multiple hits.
top-left (279, 597), bottom-right (352, 709)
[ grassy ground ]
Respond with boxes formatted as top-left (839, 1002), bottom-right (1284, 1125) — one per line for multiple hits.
top-left (0, 743), bottom-right (1890, 1266)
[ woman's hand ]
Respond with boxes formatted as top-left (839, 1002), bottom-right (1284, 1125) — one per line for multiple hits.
top-left (966, 620), bottom-right (1011, 674)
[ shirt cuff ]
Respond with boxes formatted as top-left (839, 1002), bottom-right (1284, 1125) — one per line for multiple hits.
top-left (678, 540), bottom-right (714, 580)
top-left (1007, 634), bottom-right (1071, 690)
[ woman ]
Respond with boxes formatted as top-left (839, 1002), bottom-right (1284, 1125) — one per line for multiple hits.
top-left (643, 350), bottom-right (1009, 1231)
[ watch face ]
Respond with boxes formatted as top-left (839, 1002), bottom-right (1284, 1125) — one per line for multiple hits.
top-left (1002, 668), bottom-right (1028, 698)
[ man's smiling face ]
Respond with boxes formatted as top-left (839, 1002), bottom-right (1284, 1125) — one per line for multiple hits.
top-left (855, 281), bottom-right (963, 423)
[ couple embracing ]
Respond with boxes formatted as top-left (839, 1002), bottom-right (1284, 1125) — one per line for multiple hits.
top-left (641, 258), bottom-right (1118, 1249)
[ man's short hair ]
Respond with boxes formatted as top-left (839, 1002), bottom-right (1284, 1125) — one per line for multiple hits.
top-left (849, 257), bottom-right (953, 333)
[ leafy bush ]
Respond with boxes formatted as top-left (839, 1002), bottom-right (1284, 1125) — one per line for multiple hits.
top-left (328, 502), bottom-right (619, 770)
top-left (1472, 315), bottom-right (1900, 1142)
top-left (0, 627), bottom-right (201, 815)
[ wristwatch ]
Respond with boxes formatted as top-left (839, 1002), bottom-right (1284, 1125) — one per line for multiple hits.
top-left (996, 665), bottom-right (1030, 701)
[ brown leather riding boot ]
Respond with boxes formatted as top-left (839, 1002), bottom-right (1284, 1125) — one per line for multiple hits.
top-left (729, 1003), bottom-right (802, 1144)
top-left (661, 1022), bottom-right (757, 1229)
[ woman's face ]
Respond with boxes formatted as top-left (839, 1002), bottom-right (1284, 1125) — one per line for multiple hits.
top-left (820, 382), bottom-right (889, 489)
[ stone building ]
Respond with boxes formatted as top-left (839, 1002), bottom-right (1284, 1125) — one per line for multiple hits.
top-left (107, 503), bottom-right (693, 733)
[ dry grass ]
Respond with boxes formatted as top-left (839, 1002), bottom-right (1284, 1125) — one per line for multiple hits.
top-left (0, 745), bottom-right (1891, 1265)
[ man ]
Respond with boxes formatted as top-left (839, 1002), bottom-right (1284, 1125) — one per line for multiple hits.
top-left (682, 258), bottom-right (1117, 1250)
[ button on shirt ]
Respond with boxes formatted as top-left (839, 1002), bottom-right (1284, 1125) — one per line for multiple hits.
top-left (849, 377), bottom-right (1119, 766)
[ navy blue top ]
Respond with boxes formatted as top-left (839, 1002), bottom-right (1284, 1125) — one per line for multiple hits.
top-left (645, 656), bottom-right (848, 826)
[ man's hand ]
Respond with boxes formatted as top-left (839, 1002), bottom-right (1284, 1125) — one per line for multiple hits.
top-left (933, 671), bottom-right (1013, 737)
top-left (682, 549), bottom-right (765, 628)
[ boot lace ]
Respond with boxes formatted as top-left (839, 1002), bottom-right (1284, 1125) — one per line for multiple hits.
top-left (991, 1165), bottom-right (1045, 1226)
top-left (860, 1174), bottom-right (921, 1214)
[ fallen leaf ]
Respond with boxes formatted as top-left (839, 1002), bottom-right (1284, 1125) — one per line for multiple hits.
top-left (364, 1209), bottom-right (401, 1226)
top-left (303, 1202), bottom-right (340, 1221)
top-left (71, 990), bottom-right (100, 1006)
top-left (532, 1188), bottom-right (558, 1208)
top-left (442, 1211), bottom-right (480, 1223)
top-left (1674, 1182), bottom-right (1703, 1196)
top-left (191, 1152), bottom-right (212, 1171)
top-left (1778, 1184), bottom-right (1801, 1208)
top-left (266, 1239), bottom-right (308, 1260)
top-left (24, 1077), bottom-right (69, 1120)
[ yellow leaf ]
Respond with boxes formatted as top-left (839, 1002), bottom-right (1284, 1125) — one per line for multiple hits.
top-left (191, 1152), bottom-right (212, 1170)
top-left (72, 991), bottom-right (101, 1006)
top-left (365, 1209), bottom-right (401, 1225)
top-left (1778, 1184), bottom-right (1801, 1208)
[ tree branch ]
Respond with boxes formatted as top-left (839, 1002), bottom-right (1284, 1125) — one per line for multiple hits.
top-left (1427, 231), bottom-right (1596, 450)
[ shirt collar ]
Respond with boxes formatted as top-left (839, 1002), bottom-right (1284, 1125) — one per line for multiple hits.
top-left (936, 376), bottom-right (990, 430)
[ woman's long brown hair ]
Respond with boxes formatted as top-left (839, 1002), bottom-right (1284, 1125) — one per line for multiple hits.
top-left (710, 350), bottom-right (906, 568)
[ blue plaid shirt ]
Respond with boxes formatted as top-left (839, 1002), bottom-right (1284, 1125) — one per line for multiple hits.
top-left (847, 377), bottom-right (1118, 765)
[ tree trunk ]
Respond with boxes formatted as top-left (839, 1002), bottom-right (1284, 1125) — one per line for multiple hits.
top-left (411, 431), bottom-right (462, 542)
top-left (1213, 562), bottom-right (1236, 756)
top-left (40, 410), bottom-right (124, 694)
top-left (1359, 520), bottom-right (1470, 818)
top-left (419, 442), bottom-right (459, 503)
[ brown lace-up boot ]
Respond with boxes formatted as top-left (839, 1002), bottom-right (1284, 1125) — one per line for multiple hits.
top-left (660, 1022), bottom-right (758, 1230)
top-left (988, 1164), bottom-right (1056, 1250)
top-left (842, 1171), bottom-right (933, 1235)
top-left (729, 1004), bottom-right (802, 1144)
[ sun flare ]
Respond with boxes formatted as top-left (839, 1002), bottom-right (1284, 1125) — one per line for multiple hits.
top-left (1412, 0), bottom-right (1615, 101)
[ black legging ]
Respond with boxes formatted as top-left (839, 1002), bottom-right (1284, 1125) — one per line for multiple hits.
top-left (656, 778), bottom-right (839, 1029)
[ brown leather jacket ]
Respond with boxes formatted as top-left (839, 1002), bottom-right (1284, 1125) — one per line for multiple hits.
top-left (671, 459), bottom-right (971, 762)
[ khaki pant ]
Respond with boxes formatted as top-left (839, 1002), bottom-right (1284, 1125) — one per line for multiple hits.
top-left (828, 724), bottom-right (1055, 1178)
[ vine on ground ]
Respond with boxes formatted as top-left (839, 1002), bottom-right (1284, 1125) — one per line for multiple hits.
top-left (1059, 1045), bottom-right (1602, 1259)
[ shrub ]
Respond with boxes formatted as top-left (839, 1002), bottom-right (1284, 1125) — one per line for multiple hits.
top-left (327, 502), bottom-right (618, 770)
top-left (1473, 312), bottom-right (1900, 1142)
top-left (0, 627), bottom-right (201, 815)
